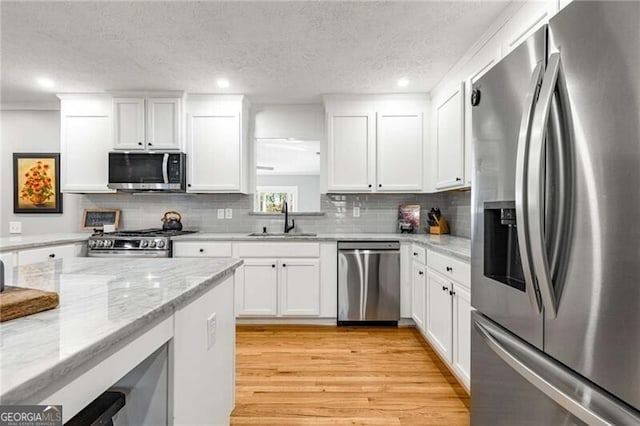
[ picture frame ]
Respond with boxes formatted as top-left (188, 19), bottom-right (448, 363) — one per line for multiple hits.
top-left (81, 209), bottom-right (121, 231)
top-left (13, 153), bottom-right (63, 214)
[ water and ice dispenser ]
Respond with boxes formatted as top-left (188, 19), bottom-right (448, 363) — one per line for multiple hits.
top-left (483, 201), bottom-right (525, 292)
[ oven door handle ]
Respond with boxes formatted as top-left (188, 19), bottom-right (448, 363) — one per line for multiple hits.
top-left (162, 153), bottom-right (169, 184)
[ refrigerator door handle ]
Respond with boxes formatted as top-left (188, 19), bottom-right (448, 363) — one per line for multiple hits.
top-left (527, 53), bottom-right (562, 318)
top-left (474, 314), bottom-right (640, 426)
top-left (515, 61), bottom-right (545, 313)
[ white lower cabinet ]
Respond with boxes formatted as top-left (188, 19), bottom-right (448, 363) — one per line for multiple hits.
top-left (410, 248), bottom-right (471, 391)
top-left (411, 261), bottom-right (426, 331)
top-left (452, 284), bottom-right (471, 387)
top-left (426, 270), bottom-right (454, 361)
top-left (235, 259), bottom-right (279, 316)
top-left (279, 259), bottom-right (320, 316)
top-left (17, 243), bottom-right (84, 266)
top-left (236, 258), bottom-right (320, 317)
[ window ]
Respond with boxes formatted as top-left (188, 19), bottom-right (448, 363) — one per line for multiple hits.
top-left (255, 186), bottom-right (298, 213)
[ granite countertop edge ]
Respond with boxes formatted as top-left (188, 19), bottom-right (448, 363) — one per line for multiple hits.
top-left (0, 259), bottom-right (243, 405)
top-left (0, 233), bottom-right (90, 253)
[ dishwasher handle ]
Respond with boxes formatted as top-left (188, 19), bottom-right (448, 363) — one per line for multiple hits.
top-left (339, 249), bottom-right (400, 255)
top-left (338, 241), bottom-right (400, 251)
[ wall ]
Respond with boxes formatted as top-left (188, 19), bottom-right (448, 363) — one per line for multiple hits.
top-left (256, 174), bottom-right (321, 212)
top-left (0, 110), bottom-right (81, 237)
top-left (80, 191), bottom-right (470, 237)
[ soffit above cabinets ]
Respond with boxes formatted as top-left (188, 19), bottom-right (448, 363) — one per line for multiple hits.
top-left (2, 1), bottom-right (510, 104)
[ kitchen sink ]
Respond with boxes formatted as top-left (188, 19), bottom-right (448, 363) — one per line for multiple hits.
top-left (247, 232), bottom-right (317, 237)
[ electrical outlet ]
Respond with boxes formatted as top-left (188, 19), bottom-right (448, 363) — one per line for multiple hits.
top-left (207, 313), bottom-right (217, 349)
top-left (217, 209), bottom-right (225, 219)
top-left (225, 208), bottom-right (232, 219)
top-left (353, 207), bottom-right (360, 218)
top-left (9, 222), bottom-right (21, 234)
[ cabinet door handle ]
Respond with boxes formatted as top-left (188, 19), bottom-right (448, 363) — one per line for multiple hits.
top-left (368, 184), bottom-right (372, 188)
top-left (187, 184), bottom-right (192, 188)
top-left (148, 142), bottom-right (153, 146)
top-left (138, 142), bottom-right (143, 146)
top-left (49, 253), bottom-right (56, 259)
top-left (271, 264), bottom-right (276, 268)
top-left (418, 271), bottom-right (424, 275)
top-left (442, 285), bottom-right (449, 291)
top-left (378, 184), bottom-right (382, 188)
top-left (413, 252), bottom-right (418, 256)
top-left (450, 290), bottom-right (455, 296)
top-left (282, 264), bottom-right (286, 267)
top-left (456, 177), bottom-right (462, 181)
top-left (446, 266), bottom-right (453, 272)
top-left (199, 248), bottom-right (204, 253)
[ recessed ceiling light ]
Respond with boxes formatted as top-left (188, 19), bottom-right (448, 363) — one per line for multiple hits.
top-left (217, 78), bottom-right (230, 89)
top-left (37, 77), bottom-right (54, 88)
top-left (397, 78), bottom-right (410, 88)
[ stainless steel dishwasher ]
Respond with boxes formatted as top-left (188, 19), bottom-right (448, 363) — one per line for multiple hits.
top-left (337, 241), bottom-right (400, 326)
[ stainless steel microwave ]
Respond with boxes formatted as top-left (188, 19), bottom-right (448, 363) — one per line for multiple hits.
top-left (108, 152), bottom-right (186, 192)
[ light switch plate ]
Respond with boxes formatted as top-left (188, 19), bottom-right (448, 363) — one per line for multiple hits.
top-left (225, 208), bottom-right (232, 219)
top-left (9, 222), bottom-right (21, 234)
top-left (207, 313), bottom-right (217, 350)
top-left (217, 209), bottom-right (225, 219)
top-left (353, 207), bottom-right (360, 218)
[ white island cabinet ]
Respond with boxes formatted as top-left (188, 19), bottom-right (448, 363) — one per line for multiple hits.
top-left (0, 258), bottom-right (241, 425)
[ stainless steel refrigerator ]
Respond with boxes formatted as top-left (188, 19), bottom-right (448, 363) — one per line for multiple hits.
top-left (470, 2), bottom-right (640, 424)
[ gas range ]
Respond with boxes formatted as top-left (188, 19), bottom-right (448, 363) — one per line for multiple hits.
top-left (87, 229), bottom-right (197, 258)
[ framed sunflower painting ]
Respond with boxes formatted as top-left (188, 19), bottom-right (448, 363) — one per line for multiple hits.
top-left (13, 153), bottom-right (63, 214)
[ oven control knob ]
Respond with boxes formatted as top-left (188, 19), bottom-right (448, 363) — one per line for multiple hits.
top-left (105, 240), bottom-right (113, 248)
top-left (141, 240), bottom-right (148, 248)
top-left (88, 240), bottom-right (96, 248)
top-left (156, 240), bottom-right (166, 248)
top-left (149, 240), bottom-right (156, 248)
top-left (97, 240), bottom-right (104, 247)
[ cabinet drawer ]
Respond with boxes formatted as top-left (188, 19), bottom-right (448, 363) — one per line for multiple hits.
top-left (410, 244), bottom-right (426, 265)
top-left (173, 242), bottom-right (232, 258)
top-left (237, 242), bottom-right (320, 258)
top-left (18, 244), bottom-right (82, 265)
top-left (427, 249), bottom-right (470, 287)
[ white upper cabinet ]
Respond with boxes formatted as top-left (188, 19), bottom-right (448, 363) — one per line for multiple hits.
top-left (327, 113), bottom-right (375, 192)
top-left (58, 94), bottom-right (114, 193)
top-left (186, 95), bottom-right (248, 193)
top-left (146, 98), bottom-right (181, 150)
top-left (113, 98), bottom-right (145, 150)
top-left (324, 95), bottom-right (428, 193)
top-left (376, 112), bottom-right (423, 192)
top-left (113, 94), bottom-right (183, 151)
top-left (435, 84), bottom-right (465, 190)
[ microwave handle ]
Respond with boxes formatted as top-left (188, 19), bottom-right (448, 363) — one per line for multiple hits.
top-left (162, 153), bottom-right (169, 184)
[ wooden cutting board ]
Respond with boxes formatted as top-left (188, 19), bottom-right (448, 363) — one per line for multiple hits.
top-left (0, 286), bottom-right (59, 322)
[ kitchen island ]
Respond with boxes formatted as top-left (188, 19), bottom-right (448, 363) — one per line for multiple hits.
top-left (0, 257), bottom-right (242, 424)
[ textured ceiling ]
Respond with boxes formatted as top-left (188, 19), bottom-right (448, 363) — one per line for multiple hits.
top-left (1, 1), bottom-right (509, 104)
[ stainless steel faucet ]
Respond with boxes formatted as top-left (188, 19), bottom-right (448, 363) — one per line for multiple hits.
top-left (282, 201), bottom-right (295, 233)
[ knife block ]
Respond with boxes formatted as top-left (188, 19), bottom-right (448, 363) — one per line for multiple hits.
top-left (429, 217), bottom-right (450, 234)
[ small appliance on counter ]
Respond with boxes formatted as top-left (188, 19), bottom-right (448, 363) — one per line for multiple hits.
top-left (397, 204), bottom-right (420, 234)
top-left (161, 211), bottom-right (183, 231)
top-left (427, 208), bottom-right (449, 234)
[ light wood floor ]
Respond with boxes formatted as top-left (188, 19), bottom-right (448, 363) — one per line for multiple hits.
top-left (231, 326), bottom-right (470, 426)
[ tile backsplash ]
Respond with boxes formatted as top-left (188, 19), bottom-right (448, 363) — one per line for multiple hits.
top-left (80, 191), bottom-right (471, 238)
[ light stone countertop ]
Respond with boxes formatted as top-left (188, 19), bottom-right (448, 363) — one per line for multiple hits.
top-left (0, 233), bottom-right (90, 253)
top-left (173, 233), bottom-right (471, 262)
top-left (0, 257), bottom-right (243, 404)
top-left (0, 231), bottom-right (471, 262)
